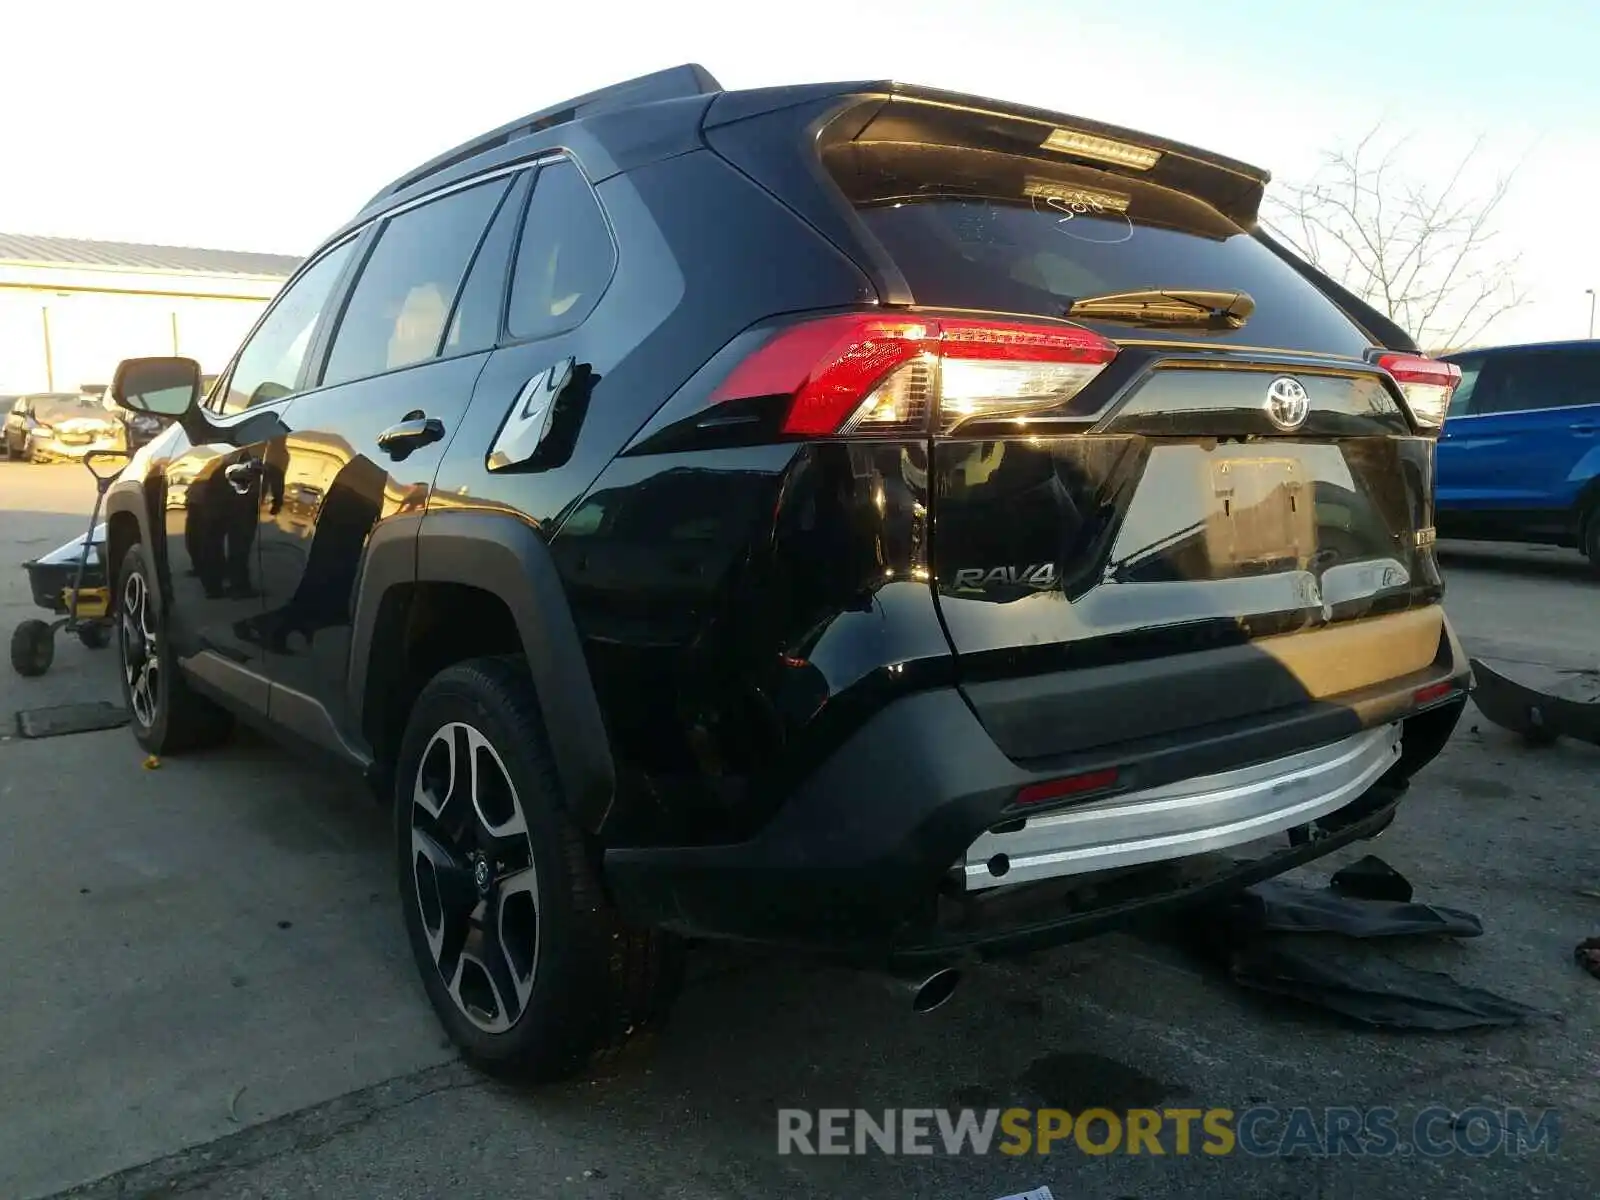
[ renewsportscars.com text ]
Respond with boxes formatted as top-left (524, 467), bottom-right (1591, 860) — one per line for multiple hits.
top-left (776, 1106), bottom-right (1559, 1158)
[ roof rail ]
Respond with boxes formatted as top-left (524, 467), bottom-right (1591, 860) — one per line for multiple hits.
top-left (364, 63), bottom-right (723, 209)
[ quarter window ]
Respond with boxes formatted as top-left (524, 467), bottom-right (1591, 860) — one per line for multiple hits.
top-left (322, 177), bottom-right (511, 387)
top-left (221, 241), bottom-right (354, 414)
top-left (506, 160), bottom-right (615, 343)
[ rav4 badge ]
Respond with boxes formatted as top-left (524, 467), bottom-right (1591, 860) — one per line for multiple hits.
top-left (950, 563), bottom-right (1059, 591)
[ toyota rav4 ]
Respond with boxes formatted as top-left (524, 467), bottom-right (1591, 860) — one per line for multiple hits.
top-left (104, 65), bottom-right (1471, 1080)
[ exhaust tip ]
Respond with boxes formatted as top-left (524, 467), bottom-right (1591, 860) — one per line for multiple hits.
top-left (910, 967), bottom-right (963, 1014)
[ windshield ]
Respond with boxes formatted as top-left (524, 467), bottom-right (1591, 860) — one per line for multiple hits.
top-left (831, 145), bottom-right (1374, 356)
top-left (32, 395), bottom-right (112, 423)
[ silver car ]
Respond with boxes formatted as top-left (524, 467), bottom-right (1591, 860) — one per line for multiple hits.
top-left (2, 392), bottom-right (128, 462)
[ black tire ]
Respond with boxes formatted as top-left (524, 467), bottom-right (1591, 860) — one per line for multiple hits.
top-left (1583, 501), bottom-right (1600, 578)
top-left (77, 623), bottom-right (111, 650)
top-left (10, 620), bottom-right (55, 676)
top-left (116, 543), bottom-right (233, 753)
top-left (395, 656), bottom-right (683, 1081)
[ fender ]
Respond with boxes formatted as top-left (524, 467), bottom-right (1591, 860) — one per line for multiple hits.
top-left (350, 509), bottom-right (617, 833)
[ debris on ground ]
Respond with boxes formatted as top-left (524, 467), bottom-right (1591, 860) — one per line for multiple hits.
top-left (1330, 853), bottom-right (1414, 902)
top-left (14, 701), bottom-right (129, 739)
top-left (1178, 858), bottom-right (1539, 1031)
top-left (1574, 938), bottom-right (1600, 981)
top-left (1236, 878), bottom-right (1482, 940)
top-left (1228, 937), bottom-right (1537, 1030)
top-left (1470, 657), bottom-right (1600, 748)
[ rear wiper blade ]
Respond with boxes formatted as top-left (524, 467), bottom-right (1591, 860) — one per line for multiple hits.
top-left (1066, 289), bottom-right (1255, 330)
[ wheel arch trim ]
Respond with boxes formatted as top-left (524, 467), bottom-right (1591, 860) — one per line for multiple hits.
top-left (351, 509), bottom-right (616, 833)
top-left (103, 480), bottom-right (158, 610)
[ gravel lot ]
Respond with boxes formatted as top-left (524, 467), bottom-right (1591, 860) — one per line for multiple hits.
top-left (3, 459), bottom-right (1597, 1200)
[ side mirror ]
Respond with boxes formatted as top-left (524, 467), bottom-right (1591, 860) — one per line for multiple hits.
top-left (111, 357), bottom-right (202, 419)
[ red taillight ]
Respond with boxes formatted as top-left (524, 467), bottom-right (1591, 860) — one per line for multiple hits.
top-left (710, 314), bottom-right (1119, 437)
top-left (1015, 767), bottom-right (1120, 806)
top-left (1377, 353), bottom-right (1461, 430)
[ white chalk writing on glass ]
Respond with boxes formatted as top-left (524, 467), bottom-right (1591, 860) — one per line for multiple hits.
top-left (1032, 193), bottom-right (1135, 245)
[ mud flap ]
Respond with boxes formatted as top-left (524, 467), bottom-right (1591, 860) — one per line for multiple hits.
top-left (1469, 658), bottom-right (1600, 748)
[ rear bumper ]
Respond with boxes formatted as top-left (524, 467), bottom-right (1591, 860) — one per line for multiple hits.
top-left (604, 615), bottom-right (1471, 964)
top-left (961, 721), bottom-right (1401, 890)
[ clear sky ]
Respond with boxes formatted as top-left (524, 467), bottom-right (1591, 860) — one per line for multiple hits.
top-left (3, 0), bottom-right (1595, 345)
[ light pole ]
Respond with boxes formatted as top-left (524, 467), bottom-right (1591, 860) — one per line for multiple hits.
top-left (1588, 288), bottom-right (1596, 339)
top-left (40, 305), bottom-right (54, 392)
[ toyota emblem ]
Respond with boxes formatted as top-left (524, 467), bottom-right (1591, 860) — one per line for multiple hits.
top-left (1265, 376), bottom-right (1311, 431)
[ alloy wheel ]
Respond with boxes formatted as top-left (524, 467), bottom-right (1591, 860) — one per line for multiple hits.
top-left (121, 572), bottom-right (160, 727)
top-left (410, 722), bottom-right (540, 1033)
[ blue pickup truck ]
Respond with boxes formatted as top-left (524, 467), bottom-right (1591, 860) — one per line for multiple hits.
top-left (1436, 339), bottom-right (1600, 573)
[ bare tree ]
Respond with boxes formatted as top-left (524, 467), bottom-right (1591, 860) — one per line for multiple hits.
top-left (1265, 128), bottom-right (1525, 352)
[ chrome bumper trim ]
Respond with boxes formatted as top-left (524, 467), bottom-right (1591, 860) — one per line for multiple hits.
top-left (963, 723), bottom-right (1402, 891)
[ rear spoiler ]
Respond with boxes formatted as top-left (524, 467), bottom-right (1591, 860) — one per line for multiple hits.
top-left (708, 80), bottom-right (1272, 228)
top-left (1254, 229), bottom-right (1419, 353)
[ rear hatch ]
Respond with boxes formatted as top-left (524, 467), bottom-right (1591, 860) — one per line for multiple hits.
top-left (807, 94), bottom-right (1449, 760)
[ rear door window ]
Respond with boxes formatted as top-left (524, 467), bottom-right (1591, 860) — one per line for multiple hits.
top-left (443, 171), bottom-right (532, 355)
top-left (1466, 349), bottom-right (1600, 415)
top-left (827, 144), bottom-right (1375, 356)
top-left (321, 176), bottom-right (511, 387)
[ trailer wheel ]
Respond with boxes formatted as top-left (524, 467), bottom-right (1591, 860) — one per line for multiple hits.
top-left (78, 623), bottom-right (111, 650)
top-left (10, 620), bottom-right (55, 677)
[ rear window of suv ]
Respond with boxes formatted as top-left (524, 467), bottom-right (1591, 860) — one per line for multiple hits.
top-left (824, 143), bottom-right (1375, 357)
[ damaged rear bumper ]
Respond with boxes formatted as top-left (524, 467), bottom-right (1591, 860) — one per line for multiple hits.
top-left (894, 779), bottom-right (1411, 967)
top-left (960, 721), bottom-right (1402, 891)
top-left (604, 617), bottom-right (1471, 966)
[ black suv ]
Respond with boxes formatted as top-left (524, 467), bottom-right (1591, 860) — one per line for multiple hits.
top-left (106, 65), bottom-right (1470, 1079)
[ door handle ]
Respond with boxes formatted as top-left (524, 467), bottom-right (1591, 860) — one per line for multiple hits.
top-left (377, 412), bottom-right (446, 461)
top-left (224, 459), bottom-right (264, 495)
top-left (1572, 423), bottom-right (1598, 436)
